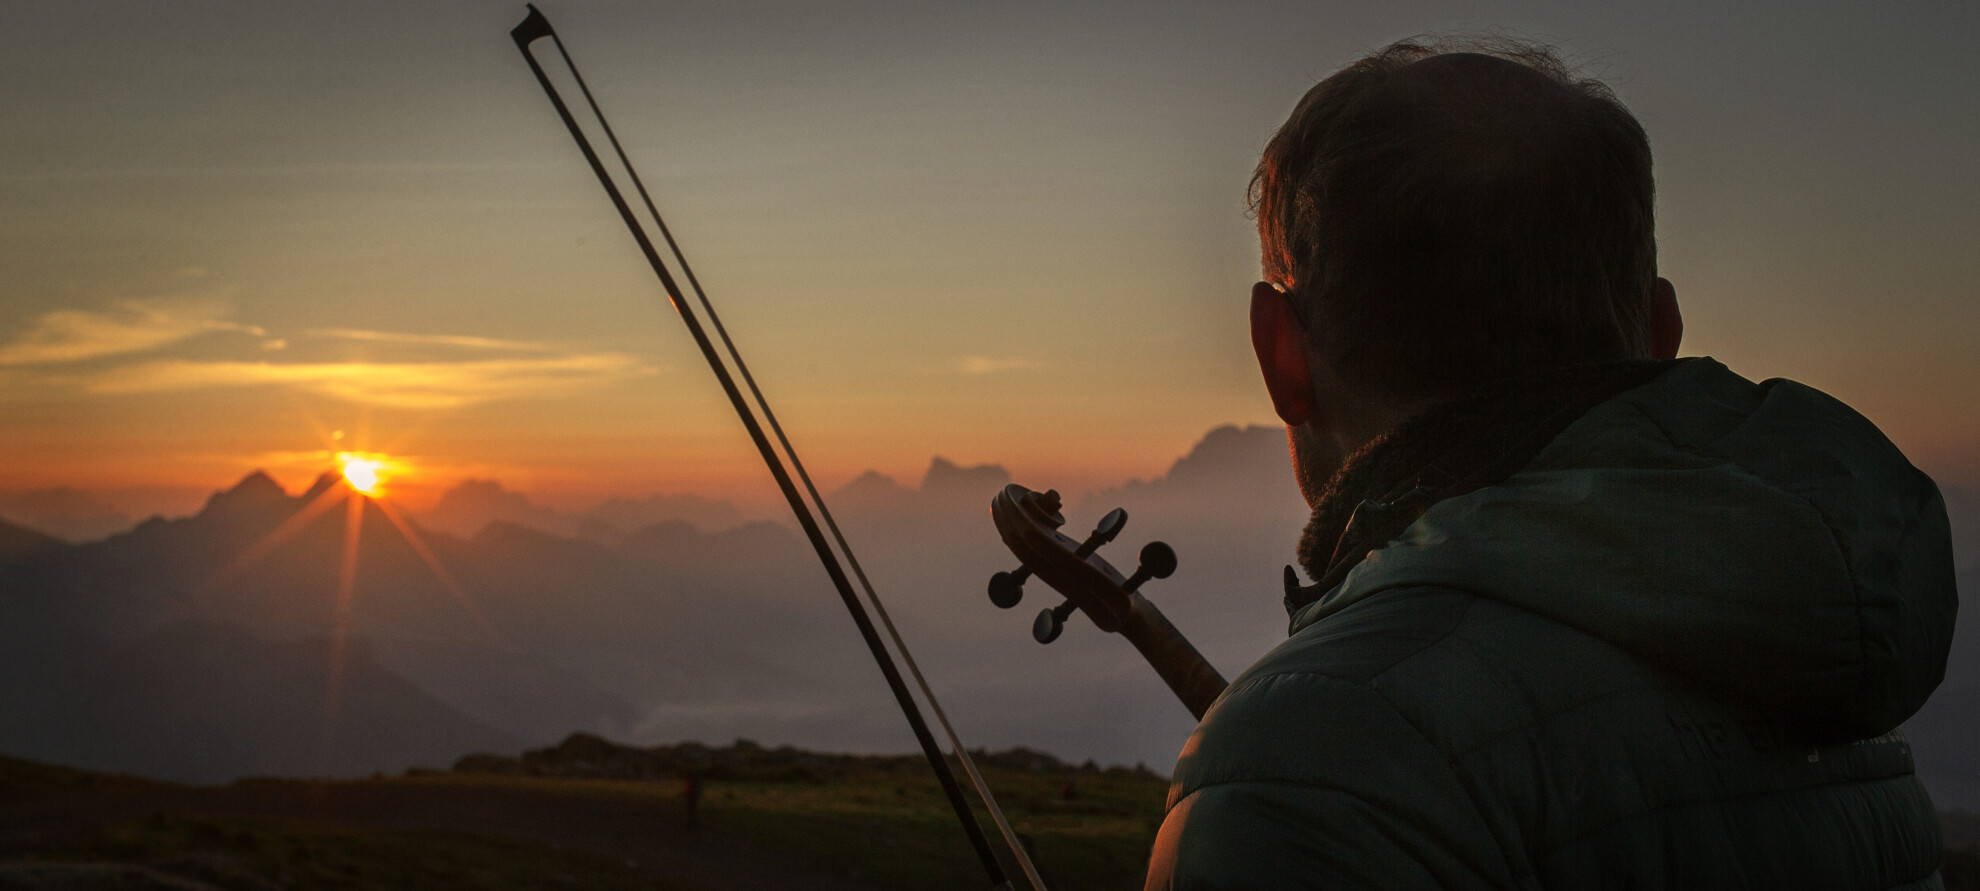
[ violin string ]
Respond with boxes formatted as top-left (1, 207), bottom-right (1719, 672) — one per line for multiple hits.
top-left (537, 26), bottom-right (1049, 891)
top-left (516, 11), bottom-right (1033, 889)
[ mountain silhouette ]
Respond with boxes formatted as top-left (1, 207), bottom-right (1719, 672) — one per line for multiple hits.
top-left (0, 428), bottom-right (1969, 807)
top-left (0, 517), bottom-right (63, 563)
top-left (826, 457), bottom-right (1013, 528)
top-left (0, 473), bottom-right (600, 781)
top-left (13, 619), bottom-right (516, 782)
top-left (420, 478), bottom-right (748, 543)
top-left (0, 487), bottom-right (134, 544)
top-left (422, 478), bottom-right (567, 539)
top-left (589, 492), bottom-right (745, 540)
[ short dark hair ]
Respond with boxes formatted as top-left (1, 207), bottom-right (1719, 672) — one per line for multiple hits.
top-left (1251, 38), bottom-right (1657, 403)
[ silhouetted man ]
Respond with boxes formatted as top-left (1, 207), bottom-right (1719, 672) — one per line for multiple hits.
top-left (1146, 39), bottom-right (1956, 889)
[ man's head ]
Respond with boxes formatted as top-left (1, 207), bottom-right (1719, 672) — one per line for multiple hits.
top-left (1249, 39), bottom-right (1682, 501)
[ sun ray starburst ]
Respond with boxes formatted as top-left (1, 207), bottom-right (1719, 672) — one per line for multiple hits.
top-left (203, 482), bottom-right (350, 588)
top-left (200, 430), bottom-right (506, 762)
top-left (324, 485), bottom-right (366, 731)
top-left (374, 497), bottom-right (504, 643)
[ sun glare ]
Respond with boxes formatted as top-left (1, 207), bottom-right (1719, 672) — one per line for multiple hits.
top-left (210, 427), bottom-right (502, 742)
top-left (340, 454), bottom-right (382, 494)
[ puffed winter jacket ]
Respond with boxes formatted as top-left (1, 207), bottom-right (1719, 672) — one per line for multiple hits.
top-left (1147, 359), bottom-right (1957, 890)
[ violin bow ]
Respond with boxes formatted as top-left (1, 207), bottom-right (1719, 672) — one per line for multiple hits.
top-left (510, 7), bottom-right (1044, 890)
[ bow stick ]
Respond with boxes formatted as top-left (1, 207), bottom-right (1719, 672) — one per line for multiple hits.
top-left (510, 7), bottom-right (1042, 890)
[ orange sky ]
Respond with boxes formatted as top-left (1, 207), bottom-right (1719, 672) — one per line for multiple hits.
top-left (4, 2), bottom-right (1975, 520)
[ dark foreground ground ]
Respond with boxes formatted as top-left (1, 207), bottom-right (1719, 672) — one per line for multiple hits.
top-left (0, 741), bottom-right (1166, 890)
top-left (3, 741), bottom-right (1975, 890)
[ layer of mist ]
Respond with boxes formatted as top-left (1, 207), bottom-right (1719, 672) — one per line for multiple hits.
top-left (0, 426), bottom-right (1971, 810)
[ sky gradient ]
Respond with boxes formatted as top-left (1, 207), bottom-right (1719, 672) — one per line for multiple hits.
top-left (5, 1), bottom-right (1975, 519)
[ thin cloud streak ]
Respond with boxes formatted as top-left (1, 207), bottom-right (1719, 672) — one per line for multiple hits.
top-left (84, 354), bottom-right (660, 408)
top-left (309, 328), bottom-right (554, 352)
top-left (0, 301), bottom-right (260, 366)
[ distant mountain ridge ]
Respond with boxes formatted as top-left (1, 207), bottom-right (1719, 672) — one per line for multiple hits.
top-left (0, 474), bottom-right (527, 782)
top-left (0, 425), bottom-right (1970, 811)
top-left (0, 428), bottom-right (1300, 785)
top-left (0, 517), bottom-right (62, 563)
top-left (420, 479), bottom-right (746, 543)
top-left (0, 487), bottom-right (135, 544)
top-left (0, 444), bottom-right (1161, 783)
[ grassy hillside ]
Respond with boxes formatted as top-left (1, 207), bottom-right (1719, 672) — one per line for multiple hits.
top-left (0, 739), bottom-right (1168, 890)
top-left (7, 741), bottom-right (1973, 890)
top-left (16, 812), bottom-right (684, 891)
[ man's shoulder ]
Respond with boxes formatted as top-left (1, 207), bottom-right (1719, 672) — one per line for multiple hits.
top-left (1161, 582), bottom-right (1942, 889)
top-left (1174, 585), bottom-right (1655, 802)
top-left (1153, 586), bottom-right (1613, 890)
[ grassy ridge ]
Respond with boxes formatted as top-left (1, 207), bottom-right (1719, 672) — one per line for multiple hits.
top-left (699, 757), bottom-right (1165, 888)
top-left (0, 744), bottom-right (1169, 890)
top-left (29, 812), bottom-right (684, 890)
top-left (447, 734), bottom-right (1170, 887)
top-left (12, 745), bottom-right (1967, 890)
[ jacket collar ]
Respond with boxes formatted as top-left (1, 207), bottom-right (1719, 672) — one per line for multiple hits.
top-left (1285, 359), bottom-right (1680, 619)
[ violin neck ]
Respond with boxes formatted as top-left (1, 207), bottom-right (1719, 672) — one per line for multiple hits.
top-left (1120, 593), bottom-right (1229, 720)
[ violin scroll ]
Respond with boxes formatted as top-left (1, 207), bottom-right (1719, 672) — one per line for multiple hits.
top-left (1030, 540), bottom-right (1178, 644)
top-left (987, 483), bottom-right (1229, 719)
top-left (987, 492), bottom-right (1129, 613)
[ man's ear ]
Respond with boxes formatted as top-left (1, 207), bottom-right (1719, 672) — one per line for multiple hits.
top-left (1650, 277), bottom-right (1683, 361)
top-left (1251, 281), bottom-right (1318, 427)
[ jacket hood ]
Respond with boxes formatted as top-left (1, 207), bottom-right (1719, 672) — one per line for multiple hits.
top-left (1289, 358), bottom-right (1957, 740)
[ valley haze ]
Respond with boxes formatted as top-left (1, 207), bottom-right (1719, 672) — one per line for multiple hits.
top-left (1, 423), bottom-right (1973, 814)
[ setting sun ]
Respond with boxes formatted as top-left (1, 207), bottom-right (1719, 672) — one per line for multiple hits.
top-left (340, 455), bottom-right (382, 494)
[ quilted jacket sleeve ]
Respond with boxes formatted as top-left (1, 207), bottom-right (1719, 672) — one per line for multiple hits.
top-left (1143, 670), bottom-right (1516, 891)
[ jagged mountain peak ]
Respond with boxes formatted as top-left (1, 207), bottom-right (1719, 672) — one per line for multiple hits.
top-left (920, 457), bottom-right (1010, 499)
top-left (200, 470), bottom-right (294, 517)
top-left (1162, 424), bottom-right (1287, 485)
top-left (837, 469), bottom-right (903, 494)
top-left (423, 479), bottom-right (560, 539)
top-left (227, 469), bottom-right (286, 496)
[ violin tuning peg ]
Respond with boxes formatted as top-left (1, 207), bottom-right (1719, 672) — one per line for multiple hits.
top-left (1070, 507), bottom-right (1129, 559)
top-left (1093, 507), bottom-right (1127, 543)
top-left (988, 568), bottom-right (1029, 609)
top-left (1121, 541), bottom-right (1178, 593)
top-left (1033, 602), bottom-right (1071, 644)
top-left (1020, 487), bottom-right (1064, 521)
top-left (1139, 541), bottom-right (1177, 580)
